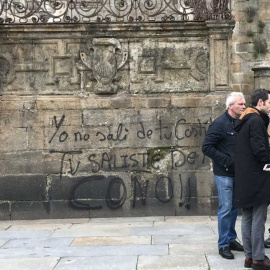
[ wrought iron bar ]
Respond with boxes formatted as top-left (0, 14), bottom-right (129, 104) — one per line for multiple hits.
top-left (0, 0), bottom-right (232, 24)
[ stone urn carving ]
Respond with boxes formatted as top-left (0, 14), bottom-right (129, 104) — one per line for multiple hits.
top-left (79, 38), bottom-right (128, 94)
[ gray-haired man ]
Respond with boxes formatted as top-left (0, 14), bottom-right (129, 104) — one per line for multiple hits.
top-left (202, 92), bottom-right (246, 259)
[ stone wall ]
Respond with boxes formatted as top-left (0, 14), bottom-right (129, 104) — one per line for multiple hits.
top-left (0, 21), bottom-right (235, 220)
top-left (232, 0), bottom-right (270, 95)
top-left (2, 0), bottom-right (269, 220)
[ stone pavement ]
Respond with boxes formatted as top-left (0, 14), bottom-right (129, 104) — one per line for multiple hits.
top-left (0, 216), bottom-right (270, 270)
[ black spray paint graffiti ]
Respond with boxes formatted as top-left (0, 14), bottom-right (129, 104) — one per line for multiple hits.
top-left (179, 174), bottom-right (191, 209)
top-left (50, 149), bottom-right (205, 177)
top-left (48, 114), bottom-right (207, 211)
top-left (48, 115), bottom-right (211, 144)
top-left (49, 115), bottom-right (68, 143)
top-left (70, 174), bottom-right (192, 210)
top-left (50, 150), bottom-right (82, 178)
top-left (132, 175), bottom-right (148, 208)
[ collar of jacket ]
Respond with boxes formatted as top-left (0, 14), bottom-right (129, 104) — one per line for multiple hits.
top-left (239, 107), bottom-right (259, 120)
top-left (240, 107), bottom-right (269, 127)
top-left (225, 110), bottom-right (236, 124)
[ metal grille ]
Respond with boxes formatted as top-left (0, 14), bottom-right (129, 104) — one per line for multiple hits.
top-left (0, 0), bottom-right (232, 24)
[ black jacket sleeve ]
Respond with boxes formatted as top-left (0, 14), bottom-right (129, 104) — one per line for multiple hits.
top-left (202, 121), bottom-right (232, 167)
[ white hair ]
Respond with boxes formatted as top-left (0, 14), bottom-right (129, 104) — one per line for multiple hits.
top-left (226, 92), bottom-right (245, 109)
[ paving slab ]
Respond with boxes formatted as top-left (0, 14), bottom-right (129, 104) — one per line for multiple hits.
top-left (0, 258), bottom-right (60, 270)
top-left (0, 224), bottom-right (12, 231)
top-left (131, 225), bottom-right (213, 236)
top-left (7, 223), bottom-right (72, 231)
top-left (206, 253), bottom-right (248, 270)
top-left (0, 216), bottom-right (255, 269)
top-left (0, 245), bottom-right (168, 258)
top-left (137, 255), bottom-right (208, 270)
top-left (164, 216), bottom-right (213, 223)
top-left (152, 234), bottom-right (217, 245)
top-left (51, 227), bottom-right (131, 237)
top-left (71, 236), bottom-right (151, 246)
top-left (71, 221), bottom-right (153, 229)
top-left (0, 239), bottom-right (8, 247)
top-left (54, 256), bottom-right (138, 270)
top-left (0, 218), bottom-right (89, 226)
top-left (3, 237), bottom-right (74, 248)
top-left (169, 242), bottom-right (217, 255)
top-left (0, 230), bottom-right (53, 239)
top-left (89, 217), bottom-right (164, 223)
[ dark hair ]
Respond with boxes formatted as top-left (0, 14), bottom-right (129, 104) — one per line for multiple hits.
top-left (251, 88), bottom-right (270, 106)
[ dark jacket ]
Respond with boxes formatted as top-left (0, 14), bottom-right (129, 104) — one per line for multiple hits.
top-left (234, 107), bottom-right (270, 208)
top-left (202, 111), bottom-right (236, 177)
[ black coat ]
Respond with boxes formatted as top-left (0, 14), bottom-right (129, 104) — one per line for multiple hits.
top-left (234, 107), bottom-right (270, 208)
top-left (202, 111), bottom-right (236, 177)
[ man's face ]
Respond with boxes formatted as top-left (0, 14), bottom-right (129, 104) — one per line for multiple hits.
top-left (229, 97), bottom-right (246, 118)
top-left (260, 95), bottom-right (270, 115)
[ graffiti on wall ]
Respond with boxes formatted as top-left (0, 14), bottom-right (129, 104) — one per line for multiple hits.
top-left (68, 174), bottom-right (192, 210)
top-left (48, 114), bottom-right (211, 211)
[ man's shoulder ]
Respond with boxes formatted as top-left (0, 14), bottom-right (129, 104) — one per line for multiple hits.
top-left (212, 112), bottom-right (228, 125)
top-left (244, 113), bottom-right (262, 123)
top-left (207, 112), bottom-right (229, 134)
top-left (247, 113), bottom-right (265, 125)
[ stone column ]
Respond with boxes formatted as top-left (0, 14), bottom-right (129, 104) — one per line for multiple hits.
top-left (206, 20), bottom-right (235, 92)
top-left (252, 61), bottom-right (270, 90)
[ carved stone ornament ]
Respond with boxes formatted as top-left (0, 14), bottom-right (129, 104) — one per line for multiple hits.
top-left (188, 47), bottom-right (209, 81)
top-left (0, 56), bottom-right (10, 84)
top-left (79, 38), bottom-right (128, 94)
top-left (0, 54), bottom-right (15, 88)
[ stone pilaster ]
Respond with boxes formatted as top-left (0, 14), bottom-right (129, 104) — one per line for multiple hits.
top-left (206, 20), bottom-right (235, 92)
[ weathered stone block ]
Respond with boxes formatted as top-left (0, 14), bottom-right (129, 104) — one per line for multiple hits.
top-left (242, 84), bottom-right (254, 95)
top-left (0, 203), bottom-right (11, 220)
top-left (36, 97), bottom-right (81, 110)
top-left (146, 97), bottom-right (171, 108)
top-left (11, 201), bottom-right (90, 220)
top-left (0, 110), bottom-right (37, 129)
top-left (27, 127), bottom-right (45, 151)
top-left (232, 73), bottom-right (254, 84)
top-left (80, 96), bottom-right (111, 109)
top-left (39, 110), bottom-right (82, 128)
top-left (235, 42), bottom-right (254, 53)
top-left (83, 109), bottom-right (141, 126)
top-left (232, 84), bottom-right (241, 92)
top-left (0, 127), bottom-right (28, 152)
top-left (128, 198), bottom-right (176, 217)
top-left (171, 95), bottom-right (225, 108)
top-left (0, 175), bottom-right (46, 201)
top-left (0, 151), bottom-right (53, 175)
top-left (51, 175), bottom-right (112, 203)
top-left (232, 62), bottom-right (242, 73)
top-left (111, 97), bottom-right (133, 109)
top-left (171, 107), bottom-right (212, 124)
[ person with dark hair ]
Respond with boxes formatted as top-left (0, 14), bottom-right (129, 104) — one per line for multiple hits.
top-left (234, 88), bottom-right (270, 269)
top-left (202, 92), bottom-right (245, 259)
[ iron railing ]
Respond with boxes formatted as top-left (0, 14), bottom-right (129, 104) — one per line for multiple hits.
top-left (0, 0), bottom-right (232, 24)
